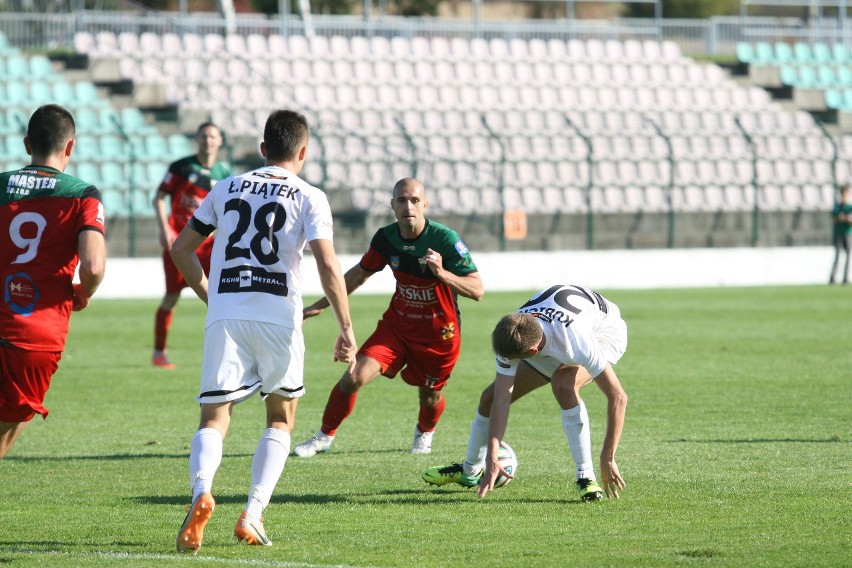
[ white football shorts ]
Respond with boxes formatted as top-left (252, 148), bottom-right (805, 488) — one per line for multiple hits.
top-left (197, 319), bottom-right (305, 404)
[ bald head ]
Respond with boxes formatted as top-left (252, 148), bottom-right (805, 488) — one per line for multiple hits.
top-left (392, 177), bottom-right (425, 198)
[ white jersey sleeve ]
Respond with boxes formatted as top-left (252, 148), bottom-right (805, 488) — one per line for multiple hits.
top-left (195, 165), bottom-right (334, 330)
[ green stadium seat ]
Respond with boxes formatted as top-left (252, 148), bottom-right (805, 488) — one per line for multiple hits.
top-left (833, 43), bottom-right (850, 63)
top-left (736, 42), bottom-right (754, 64)
top-left (818, 65), bottom-right (837, 87)
top-left (824, 88), bottom-right (843, 109)
top-left (793, 42), bottom-right (813, 63)
top-left (128, 188), bottom-right (154, 217)
top-left (99, 189), bottom-right (129, 217)
top-left (168, 134), bottom-right (193, 156)
top-left (75, 161), bottom-right (101, 184)
top-left (773, 42), bottom-right (794, 64)
top-left (797, 66), bottom-right (818, 88)
top-left (51, 81), bottom-right (76, 105)
top-left (28, 81), bottom-right (53, 104)
top-left (141, 135), bottom-right (170, 160)
top-left (28, 55), bottom-right (53, 78)
top-left (119, 107), bottom-right (150, 133)
top-left (2, 133), bottom-right (27, 161)
top-left (98, 134), bottom-right (128, 159)
top-left (753, 42), bottom-right (774, 64)
top-left (73, 137), bottom-right (100, 161)
top-left (4, 81), bottom-right (27, 104)
top-left (99, 162), bottom-right (126, 188)
top-left (74, 81), bottom-right (105, 107)
top-left (838, 67), bottom-right (852, 87)
top-left (812, 42), bottom-right (832, 63)
top-left (779, 65), bottom-right (798, 86)
top-left (74, 107), bottom-right (103, 134)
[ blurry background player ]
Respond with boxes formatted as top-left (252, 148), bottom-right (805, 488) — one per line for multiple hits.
top-left (151, 122), bottom-right (230, 368)
top-left (829, 184), bottom-right (852, 285)
top-left (293, 177), bottom-right (483, 458)
top-left (422, 284), bottom-right (628, 502)
top-left (0, 104), bottom-right (106, 458)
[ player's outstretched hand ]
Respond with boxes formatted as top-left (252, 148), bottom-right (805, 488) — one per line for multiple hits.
top-left (600, 458), bottom-right (626, 499)
top-left (423, 248), bottom-right (442, 275)
top-left (303, 301), bottom-right (326, 321)
top-left (476, 461), bottom-right (512, 499)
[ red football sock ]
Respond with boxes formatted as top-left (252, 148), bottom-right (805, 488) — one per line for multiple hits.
top-left (154, 308), bottom-right (173, 351)
top-left (418, 393), bottom-right (445, 433)
top-left (321, 383), bottom-right (357, 436)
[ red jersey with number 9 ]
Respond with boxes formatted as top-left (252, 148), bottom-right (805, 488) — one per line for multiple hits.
top-left (0, 166), bottom-right (105, 351)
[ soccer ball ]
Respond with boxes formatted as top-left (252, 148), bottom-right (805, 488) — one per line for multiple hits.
top-left (493, 441), bottom-right (518, 489)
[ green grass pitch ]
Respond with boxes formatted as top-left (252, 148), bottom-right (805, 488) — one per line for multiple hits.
top-left (0, 286), bottom-right (849, 567)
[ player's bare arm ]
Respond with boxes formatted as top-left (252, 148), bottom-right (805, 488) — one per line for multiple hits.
top-left (309, 238), bottom-right (357, 363)
top-left (478, 373), bottom-right (515, 498)
top-left (303, 262), bottom-right (372, 319)
top-left (170, 226), bottom-right (209, 305)
top-left (72, 229), bottom-right (106, 311)
top-left (152, 190), bottom-right (175, 249)
top-left (593, 365), bottom-right (628, 498)
top-left (423, 248), bottom-right (484, 301)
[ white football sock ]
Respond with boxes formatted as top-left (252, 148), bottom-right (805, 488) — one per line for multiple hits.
top-left (245, 428), bottom-right (291, 521)
top-left (462, 411), bottom-right (489, 476)
top-left (190, 428), bottom-right (223, 500)
top-left (562, 402), bottom-right (596, 481)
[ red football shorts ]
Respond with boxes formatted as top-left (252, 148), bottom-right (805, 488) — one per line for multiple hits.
top-left (162, 239), bottom-right (212, 294)
top-left (0, 345), bottom-right (61, 422)
top-left (359, 318), bottom-right (460, 391)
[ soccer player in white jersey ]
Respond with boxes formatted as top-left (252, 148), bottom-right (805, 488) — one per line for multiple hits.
top-left (422, 284), bottom-right (628, 501)
top-left (170, 109), bottom-right (357, 553)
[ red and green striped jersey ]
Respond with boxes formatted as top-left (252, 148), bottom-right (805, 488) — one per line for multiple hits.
top-left (360, 219), bottom-right (478, 344)
top-left (1, 165), bottom-right (105, 351)
top-left (159, 155), bottom-right (230, 232)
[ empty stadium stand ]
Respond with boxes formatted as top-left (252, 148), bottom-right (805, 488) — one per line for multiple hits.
top-left (1, 29), bottom-right (845, 253)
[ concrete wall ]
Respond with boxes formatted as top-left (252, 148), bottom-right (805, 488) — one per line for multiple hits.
top-left (96, 246), bottom-right (837, 299)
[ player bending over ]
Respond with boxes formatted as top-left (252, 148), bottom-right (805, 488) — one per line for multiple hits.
top-left (422, 284), bottom-right (628, 501)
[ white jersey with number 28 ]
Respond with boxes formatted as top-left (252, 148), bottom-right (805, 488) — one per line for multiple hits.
top-left (192, 165), bottom-right (334, 330)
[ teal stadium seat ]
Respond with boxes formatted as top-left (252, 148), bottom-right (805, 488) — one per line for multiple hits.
top-left (793, 42), bottom-right (813, 63)
top-left (843, 89), bottom-right (852, 109)
top-left (75, 162), bottom-right (101, 185)
top-left (51, 81), bottom-right (76, 105)
top-left (73, 137), bottom-right (100, 161)
top-left (168, 134), bottom-right (193, 156)
top-left (812, 42), bottom-right (832, 64)
top-left (28, 55), bottom-right (53, 78)
top-left (5, 55), bottom-right (28, 79)
top-left (833, 44), bottom-right (850, 63)
top-left (4, 82), bottom-right (27, 104)
top-left (74, 81), bottom-right (105, 107)
top-left (736, 42), bottom-right (754, 64)
top-left (99, 188), bottom-right (129, 217)
top-left (3, 133), bottom-right (27, 161)
top-left (773, 42), bottom-right (794, 64)
top-left (99, 162), bottom-right (126, 188)
top-left (824, 89), bottom-right (843, 109)
top-left (28, 81), bottom-right (53, 104)
top-left (779, 65), bottom-right (798, 86)
top-left (753, 42), bottom-right (774, 64)
top-left (74, 107), bottom-right (103, 134)
top-left (119, 107), bottom-right (150, 133)
top-left (818, 66), bottom-right (837, 88)
top-left (797, 66), bottom-right (819, 88)
top-left (98, 134), bottom-right (128, 160)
